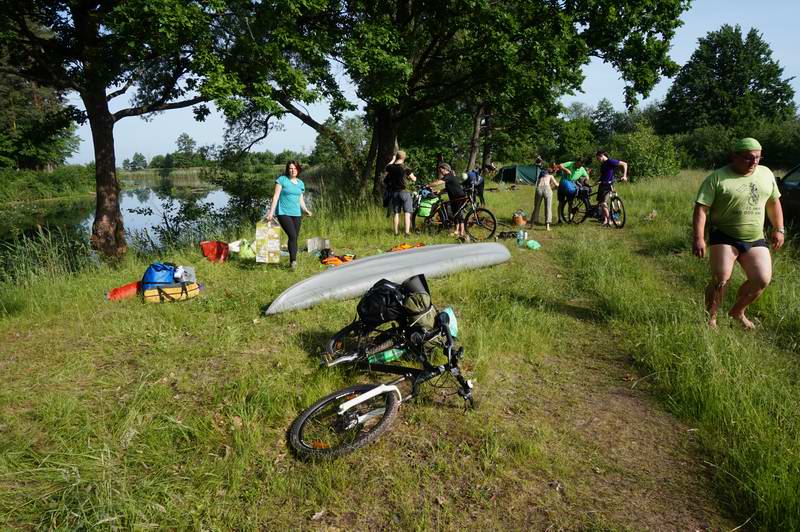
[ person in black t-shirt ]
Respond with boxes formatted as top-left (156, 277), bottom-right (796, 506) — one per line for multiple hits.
top-left (430, 163), bottom-right (468, 238)
top-left (384, 150), bottom-right (417, 236)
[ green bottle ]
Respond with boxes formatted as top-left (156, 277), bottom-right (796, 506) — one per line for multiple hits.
top-left (367, 348), bottom-right (406, 364)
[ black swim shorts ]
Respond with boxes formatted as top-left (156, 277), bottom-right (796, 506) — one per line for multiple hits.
top-left (709, 228), bottom-right (767, 253)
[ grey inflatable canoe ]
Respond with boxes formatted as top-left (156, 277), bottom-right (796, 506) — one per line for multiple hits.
top-left (264, 243), bottom-right (511, 315)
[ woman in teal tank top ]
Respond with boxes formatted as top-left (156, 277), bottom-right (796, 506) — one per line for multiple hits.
top-left (267, 160), bottom-right (313, 269)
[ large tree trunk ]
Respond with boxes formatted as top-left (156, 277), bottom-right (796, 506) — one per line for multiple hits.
top-left (82, 87), bottom-right (127, 259)
top-left (372, 106), bottom-right (399, 199)
top-left (466, 102), bottom-right (486, 172)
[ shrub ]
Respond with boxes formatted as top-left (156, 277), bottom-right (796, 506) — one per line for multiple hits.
top-left (0, 165), bottom-right (94, 203)
top-left (608, 126), bottom-right (680, 180)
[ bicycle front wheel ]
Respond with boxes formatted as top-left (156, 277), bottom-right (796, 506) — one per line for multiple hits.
top-left (610, 196), bottom-right (626, 228)
top-left (465, 208), bottom-right (497, 240)
top-left (288, 383), bottom-right (400, 459)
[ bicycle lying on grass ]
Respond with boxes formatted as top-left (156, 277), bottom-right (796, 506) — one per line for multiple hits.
top-left (288, 308), bottom-right (474, 459)
top-left (411, 185), bottom-right (497, 240)
top-left (289, 275), bottom-right (475, 459)
top-left (561, 183), bottom-right (626, 228)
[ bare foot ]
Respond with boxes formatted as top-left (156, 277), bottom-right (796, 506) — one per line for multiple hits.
top-left (708, 316), bottom-right (718, 329)
top-left (729, 312), bottom-right (756, 330)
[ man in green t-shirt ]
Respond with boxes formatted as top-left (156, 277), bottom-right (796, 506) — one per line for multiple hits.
top-left (693, 137), bottom-right (785, 329)
top-left (554, 159), bottom-right (589, 223)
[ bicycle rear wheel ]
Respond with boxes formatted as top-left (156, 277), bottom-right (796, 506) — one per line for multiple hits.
top-left (288, 383), bottom-right (400, 459)
top-left (561, 196), bottom-right (588, 224)
top-left (610, 196), bottom-right (626, 228)
top-left (465, 208), bottom-right (497, 240)
top-left (324, 321), bottom-right (398, 365)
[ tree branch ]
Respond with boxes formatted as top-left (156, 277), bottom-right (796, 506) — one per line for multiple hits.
top-left (275, 94), bottom-right (362, 180)
top-left (106, 78), bottom-right (134, 101)
top-left (113, 95), bottom-right (206, 121)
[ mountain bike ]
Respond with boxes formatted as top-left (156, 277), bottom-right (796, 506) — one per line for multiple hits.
top-left (289, 308), bottom-right (474, 459)
top-left (561, 183), bottom-right (626, 228)
top-left (411, 185), bottom-right (497, 240)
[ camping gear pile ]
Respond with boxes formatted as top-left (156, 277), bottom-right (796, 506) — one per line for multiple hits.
top-left (106, 262), bottom-right (202, 303)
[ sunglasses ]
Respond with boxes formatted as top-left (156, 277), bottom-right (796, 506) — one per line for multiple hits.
top-left (735, 154), bottom-right (762, 163)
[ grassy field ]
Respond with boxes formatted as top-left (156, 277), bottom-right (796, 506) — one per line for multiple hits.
top-left (0, 171), bottom-right (798, 529)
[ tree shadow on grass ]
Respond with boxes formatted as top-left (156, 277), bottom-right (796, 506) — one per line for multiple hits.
top-left (508, 293), bottom-right (607, 324)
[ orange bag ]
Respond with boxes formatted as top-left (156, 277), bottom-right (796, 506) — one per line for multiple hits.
top-left (388, 242), bottom-right (425, 252)
top-left (200, 241), bottom-right (229, 263)
top-left (106, 280), bottom-right (141, 301)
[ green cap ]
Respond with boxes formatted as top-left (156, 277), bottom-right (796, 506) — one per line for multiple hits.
top-left (734, 137), bottom-right (762, 152)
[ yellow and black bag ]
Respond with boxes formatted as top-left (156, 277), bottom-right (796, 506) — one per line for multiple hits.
top-left (142, 281), bottom-right (201, 303)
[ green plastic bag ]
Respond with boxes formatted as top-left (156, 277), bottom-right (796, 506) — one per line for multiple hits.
top-left (239, 239), bottom-right (257, 259)
top-left (526, 240), bottom-right (541, 250)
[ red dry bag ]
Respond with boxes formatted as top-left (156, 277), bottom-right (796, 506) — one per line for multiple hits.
top-left (199, 241), bottom-right (229, 263)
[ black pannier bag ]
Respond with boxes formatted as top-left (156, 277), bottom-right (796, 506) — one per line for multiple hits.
top-left (357, 279), bottom-right (407, 326)
top-left (357, 275), bottom-right (435, 329)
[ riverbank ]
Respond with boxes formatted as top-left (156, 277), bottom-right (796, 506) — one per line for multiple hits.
top-left (0, 166), bottom-right (95, 204)
top-left (1, 172), bottom-right (798, 528)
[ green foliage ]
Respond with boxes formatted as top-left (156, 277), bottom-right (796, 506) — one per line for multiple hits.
top-left (608, 125), bottom-right (679, 180)
top-left (130, 152), bottom-right (147, 171)
top-left (672, 119), bottom-right (800, 170)
top-left (309, 116), bottom-right (370, 168)
top-left (658, 24), bottom-right (796, 134)
top-left (555, 118), bottom-right (596, 162)
top-left (159, 154), bottom-right (174, 178)
top-left (149, 154), bottom-right (166, 168)
top-left (0, 165), bottom-right (94, 203)
top-left (671, 125), bottom-right (735, 169)
top-left (0, 74), bottom-right (79, 169)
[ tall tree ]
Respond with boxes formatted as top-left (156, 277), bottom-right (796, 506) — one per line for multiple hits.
top-left (175, 133), bottom-right (197, 157)
top-left (0, 1), bottom-right (334, 257)
top-left (330, 0), bottom-right (689, 193)
top-left (658, 24), bottom-right (796, 133)
top-left (0, 73), bottom-right (78, 169)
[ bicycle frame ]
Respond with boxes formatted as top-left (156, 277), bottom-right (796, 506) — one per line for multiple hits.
top-left (341, 312), bottom-right (473, 410)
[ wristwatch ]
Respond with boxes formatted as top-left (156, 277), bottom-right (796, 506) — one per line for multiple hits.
top-left (774, 227), bottom-right (786, 234)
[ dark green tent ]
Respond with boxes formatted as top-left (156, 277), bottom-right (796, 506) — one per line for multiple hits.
top-left (497, 165), bottom-right (542, 184)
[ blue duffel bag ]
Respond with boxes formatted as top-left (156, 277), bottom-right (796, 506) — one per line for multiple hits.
top-left (141, 262), bottom-right (177, 291)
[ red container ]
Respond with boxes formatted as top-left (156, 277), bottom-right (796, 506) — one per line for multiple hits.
top-left (200, 240), bottom-right (229, 263)
top-left (106, 280), bottom-right (141, 301)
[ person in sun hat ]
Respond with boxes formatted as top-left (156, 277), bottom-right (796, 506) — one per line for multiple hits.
top-left (693, 137), bottom-right (785, 329)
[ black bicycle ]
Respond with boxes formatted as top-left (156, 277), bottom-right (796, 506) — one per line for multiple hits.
top-left (288, 308), bottom-right (474, 459)
top-left (411, 185), bottom-right (497, 240)
top-left (561, 183), bottom-right (626, 228)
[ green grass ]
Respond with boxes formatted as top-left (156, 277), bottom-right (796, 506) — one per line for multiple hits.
top-left (0, 172), bottom-right (797, 528)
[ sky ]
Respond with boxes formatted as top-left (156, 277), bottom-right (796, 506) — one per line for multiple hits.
top-left (66, 0), bottom-right (800, 165)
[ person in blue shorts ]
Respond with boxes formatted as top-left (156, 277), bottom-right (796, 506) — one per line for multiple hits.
top-left (267, 160), bottom-right (313, 269)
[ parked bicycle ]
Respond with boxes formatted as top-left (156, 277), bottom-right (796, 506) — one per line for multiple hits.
top-left (561, 182), bottom-right (626, 228)
top-left (411, 185), bottom-right (497, 240)
top-left (288, 308), bottom-right (474, 459)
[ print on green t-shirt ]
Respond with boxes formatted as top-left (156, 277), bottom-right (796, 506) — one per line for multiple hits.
top-left (695, 165), bottom-right (781, 242)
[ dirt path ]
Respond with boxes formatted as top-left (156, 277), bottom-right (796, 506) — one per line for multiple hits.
top-left (509, 232), bottom-right (738, 530)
